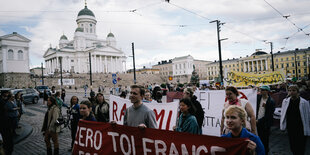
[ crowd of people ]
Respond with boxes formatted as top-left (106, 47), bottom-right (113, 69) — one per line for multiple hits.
top-left (0, 78), bottom-right (309, 155)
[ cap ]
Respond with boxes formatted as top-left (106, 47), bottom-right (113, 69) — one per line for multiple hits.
top-left (260, 85), bottom-right (270, 91)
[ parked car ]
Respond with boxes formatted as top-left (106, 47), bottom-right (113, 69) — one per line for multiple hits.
top-left (15, 88), bottom-right (39, 104)
top-left (0, 88), bottom-right (39, 104)
top-left (35, 85), bottom-right (50, 98)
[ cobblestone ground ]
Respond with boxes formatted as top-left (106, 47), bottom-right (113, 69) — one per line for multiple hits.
top-left (12, 91), bottom-right (310, 155)
top-left (13, 92), bottom-right (93, 155)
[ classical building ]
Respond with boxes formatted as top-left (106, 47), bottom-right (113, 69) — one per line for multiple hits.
top-left (0, 32), bottom-right (31, 73)
top-left (205, 48), bottom-right (310, 81)
top-left (153, 55), bottom-right (211, 83)
top-left (43, 4), bottom-right (126, 74)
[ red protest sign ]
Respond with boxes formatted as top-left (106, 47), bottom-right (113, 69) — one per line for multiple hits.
top-left (73, 120), bottom-right (248, 155)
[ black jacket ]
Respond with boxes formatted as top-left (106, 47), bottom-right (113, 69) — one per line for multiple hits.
top-left (256, 95), bottom-right (275, 129)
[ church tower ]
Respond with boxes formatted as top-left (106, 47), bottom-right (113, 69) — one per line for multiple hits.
top-left (74, 1), bottom-right (97, 50)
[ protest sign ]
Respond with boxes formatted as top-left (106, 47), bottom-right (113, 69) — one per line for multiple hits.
top-left (109, 95), bottom-right (179, 131)
top-left (224, 70), bottom-right (285, 87)
top-left (73, 121), bottom-right (248, 155)
top-left (195, 89), bottom-right (257, 136)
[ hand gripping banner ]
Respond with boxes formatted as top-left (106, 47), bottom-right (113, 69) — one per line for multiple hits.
top-left (73, 120), bottom-right (248, 155)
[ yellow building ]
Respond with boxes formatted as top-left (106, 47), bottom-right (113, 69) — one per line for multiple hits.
top-left (205, 48), bottom-right (310, 81)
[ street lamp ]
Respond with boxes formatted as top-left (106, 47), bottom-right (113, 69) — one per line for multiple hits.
top-left (131, 42), bottom-right (136, 84)
top-left (266, 42), bottom-right (274, 71)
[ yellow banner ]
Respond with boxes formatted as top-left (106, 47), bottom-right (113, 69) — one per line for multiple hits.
top-left (224, 71), bottom-right (285, 87)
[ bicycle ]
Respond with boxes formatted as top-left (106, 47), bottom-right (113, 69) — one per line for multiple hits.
top-left (57, 108), bottom-right (72, 130)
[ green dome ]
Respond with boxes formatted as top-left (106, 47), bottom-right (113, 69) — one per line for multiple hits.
top-left (78, 6), bottom-right (95, 17)
top-left (107, 32), bottom-right (114, 37)
top-left (60, 34), bottom-right (68, 40)
top-left (75, 27), bottom-right (84, 32)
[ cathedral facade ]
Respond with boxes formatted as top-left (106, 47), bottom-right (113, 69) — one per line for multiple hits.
top-left (43, 4), bottom-right (126, 74)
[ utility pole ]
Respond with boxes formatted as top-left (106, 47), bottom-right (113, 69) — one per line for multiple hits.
top-left (210, 20), bottom-right (227, 85)
top-left (268, 42), bottom-right (275, 71)
top-left (41, 62), bottom-right (44, 85)
top-left (89, 52), bottom-right (93, 86)
top-left (132, 42), bottom-right (136, 84)
top-left (60, 57), bottom-right (63, 88)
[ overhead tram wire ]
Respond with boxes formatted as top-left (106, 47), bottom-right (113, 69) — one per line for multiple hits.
top-left (263, 0), bottom-right (310, 36)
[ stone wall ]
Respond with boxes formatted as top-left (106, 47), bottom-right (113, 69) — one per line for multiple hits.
top-left (31, 73), bottom-right (165, 89)
top-left (0, 73), bottom-right (35, 88)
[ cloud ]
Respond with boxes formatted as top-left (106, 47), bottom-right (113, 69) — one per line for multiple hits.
top-left (1, 0), bottom-right (310, 69)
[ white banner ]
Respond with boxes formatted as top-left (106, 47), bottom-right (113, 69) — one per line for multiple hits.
top-left (195, 89), bottom-right (257, 136)
top-left (109, 89), bottom-right (257, 136)
top-left (58, 79), bottom-right (75, 85)
top-left (109, 95), bottom-right (179, 131)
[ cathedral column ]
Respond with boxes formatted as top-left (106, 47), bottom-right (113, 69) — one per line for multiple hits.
top-left (260, 60), bottom-right (263, 71)
top-left (105, 56), bottom-right (108, 73)
top-left (256, 60), bottom-right (259, 72)
top-left (247, 61), bottom-right (249, 72)
top-left (265, 59), bottom-right (268, 71)
top-left (99, 55), bottom-right (102, 73)
top-left (110, 56), bottom-right (113, 73)
top-left (78, 57), bottom-right (81, 73)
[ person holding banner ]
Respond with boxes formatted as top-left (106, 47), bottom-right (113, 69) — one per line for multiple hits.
top-left (94, 93), bottom-right (109, 122)
top-left (174, 98), bottom-right (200, 134)
top-left (80, 100), bottom-right (96, 121)
top-left (124, 85), bottom-right (157, 128)
top-left (41, 96), bottom-right (60, 155)
top-left (221, 86), bottom-right (256, 135)
top-left (280, 85), bottom-right (310, 155)
top-left (256, 85), bottom-right (275, 155)
top-left (222, 105), bottom-right (265, 155)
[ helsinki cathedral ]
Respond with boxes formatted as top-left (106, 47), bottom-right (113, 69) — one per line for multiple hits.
top-left (43, 3), bottom-right (127, 74)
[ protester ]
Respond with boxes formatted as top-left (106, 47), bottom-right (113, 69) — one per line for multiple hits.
top-left (43, 89), bottom-right (49, 105)
top-left (174, 98), bottom-right (200, 134)
top-left (0, 91), bottom-right (14, 155)
top-left (221, 105), bottom-right (265, 155)
top-left (50, 86), bottom-right (56, 97)
top-left (94, 93), bottom-right (109, 122)
top-left (6, 92), bottom-right (19, 136)
top-left (142, 91), bottom-right (152, 103)
top-left (69, 96), bottom-right (80, 151)
top-left (221, 86), bottom-right (256, 135)
top-left (14, 92), bottom-right (24, 125)
top-left (183, 87), bottom-right (204, 133)
top-left (42, 96), bottom-right (60, 155)
top-left (123, 85), bottom-right (157, 128)
top-left (119, 91), bottom-right (127, 99)
top-left (55, 91), bottom-right (68, 111)
top-left (88, 90), bottom-right (96, 111)
top-left (79, 100), bottom-right (96, 121)
top-left (256, 85), bottom-right (275, 155)
top-left (280, 85), bottom-right (310, 155)
top-left (61, 88), bottom-right (66, 103)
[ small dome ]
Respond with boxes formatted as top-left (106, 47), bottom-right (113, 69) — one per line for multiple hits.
top-left (60, 34), bottom-right (68, 40)
top-left (78, 6), bottom-right (95, 17)
top-left (75, 27), bottom-right (84, 32)
top-left (251, 51), bottom-right (267, 56)
top-left (107, 32), bottom-right (114, 37)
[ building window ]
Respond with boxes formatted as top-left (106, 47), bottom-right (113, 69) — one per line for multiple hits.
top-left (304, 61), bottom-right (307, 66)
top-left (281, 64), bottom-right (284, 68)
top-left (276, 59), bottom-right (278, 62)
top-left (297, 56), bottom-right (300, 60)
top-left (304, 69), bottom-right (307, 74)
top-left (293, 70), bottom-right (295, 74)
top-left (292, 63), bottom-right (294, 67)
top-left (71, 60), bottom-right (74, 62)
top-left (281, 58), bottom-right (283, 61)
top-left (8, 49), bottom-right (14, 60)
top-left (286, 63), bottom-right (289, 67)
top-left (298, 62), bottom-right (300, 66)
top-left (18, 50), bottom-right (23, 60)
top-left (291, 57), bottom-right (294, 60)
top-left (90, 28), bottom-right (92, 33)
top-left (298, 69), bottom-right (301, 73)
top-left (276, 64), bottom-right (279, 68)
top-left (286, 57), bottom-right (289, 61)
